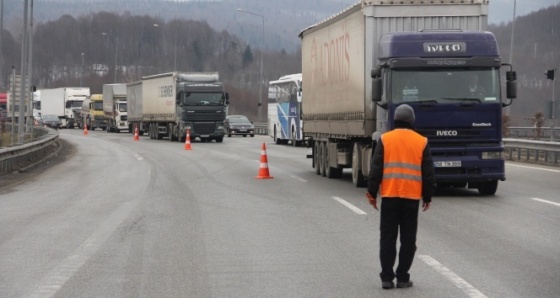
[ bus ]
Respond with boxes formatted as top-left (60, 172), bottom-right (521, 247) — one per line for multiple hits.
top-left (267, 73), bottom-right (304, 146)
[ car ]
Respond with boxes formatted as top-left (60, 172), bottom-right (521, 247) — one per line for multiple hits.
top-left (42, 114), bottom-right (62, 129)
top-left (224, 115), bottom-right (255, 137)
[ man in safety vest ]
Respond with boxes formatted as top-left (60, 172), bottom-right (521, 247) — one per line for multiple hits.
top-left (366, 103), bottom-right (435, 290)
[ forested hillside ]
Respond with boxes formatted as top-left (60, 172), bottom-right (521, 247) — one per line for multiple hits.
top-left (0, 1), bottom-right (559, 123)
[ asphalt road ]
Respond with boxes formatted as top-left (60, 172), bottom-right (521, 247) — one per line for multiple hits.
top-left (1, 129), bottom-right (559, 297)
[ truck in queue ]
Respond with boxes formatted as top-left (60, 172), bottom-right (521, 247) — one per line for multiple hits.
top-left (103, 84), bottom-right (128, 132)
top-left (82, 94), bottom-right (106, 131)
top-left (300, 0), bottom-right (517, 195)
top-left (127, 72), bottom-right (229, 142)
top-left (40, 87), bottom-right (90, 128)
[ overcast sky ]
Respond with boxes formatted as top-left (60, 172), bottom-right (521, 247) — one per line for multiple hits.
top-left (489, 0), bottom-right (560, 24)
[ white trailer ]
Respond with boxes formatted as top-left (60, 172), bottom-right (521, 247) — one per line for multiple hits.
top-left (40, 87), bottom-right (90, 128)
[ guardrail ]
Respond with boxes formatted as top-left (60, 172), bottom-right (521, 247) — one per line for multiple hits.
top-left (254, 122), bottom-right (268, 135)
top-left (0, 126), bottom-right (59, 175)
top-left (503, 138), bottom-right (560, 166)
top-left (508, 126), bottom-right (559, 140)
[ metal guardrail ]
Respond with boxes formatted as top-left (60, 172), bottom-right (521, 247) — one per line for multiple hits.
top-left (254, 122), bottom-right (268, 135)
top-left (508, 126), bottom-right (559, 140)
top-left (0, 126), bottom-right (59, 175)
top-left (503, 138), bottom-right (560, 166)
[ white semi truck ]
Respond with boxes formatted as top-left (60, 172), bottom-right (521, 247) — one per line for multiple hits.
top-left (300, 0), bottom-right (517, 195)
top-left (127, 72), bottom-right (229, 142)
top-left (40, 87), bottom-right (90, 128)
top-left (103, 83), bottom-right (128, 132)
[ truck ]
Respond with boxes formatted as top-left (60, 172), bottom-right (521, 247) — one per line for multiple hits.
top-left (40, 87), bottom-right (90, 128)
top-left (127, 72), bottom-right (229, 142)
top-left (300, 0), bottom-right (517, 195)
top-left (81, 94), bottom-right (106, 131)
top-left (103, 84), bottom-right (128, 132)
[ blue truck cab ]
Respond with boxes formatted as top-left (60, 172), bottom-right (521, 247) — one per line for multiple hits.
top-left (371, 30), bottom-right (517, 195)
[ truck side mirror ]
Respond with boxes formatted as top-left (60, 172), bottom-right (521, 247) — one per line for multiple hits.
top-left (372, 77), bottom-right (383, 102)
top-left (506, 71), bottom-right (517, 99)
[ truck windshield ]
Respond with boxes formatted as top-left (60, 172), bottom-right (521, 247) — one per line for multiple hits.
top-left (181, 92), bottom-right (224, 106)
top-left (93, 102), bottom-right (103, 110)
top-left (118, 103), bottom-right (127, 112)
top-left (67, 101), bottom-right (83, 108)
top-left (390, 69), bottom-right (500, 104)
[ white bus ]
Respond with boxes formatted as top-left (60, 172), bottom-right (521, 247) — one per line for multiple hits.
top-left (267, 73), bottom-right (304, 146)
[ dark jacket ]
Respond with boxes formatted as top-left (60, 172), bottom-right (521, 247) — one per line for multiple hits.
top-left (367, 121), bottom-right (435, 202)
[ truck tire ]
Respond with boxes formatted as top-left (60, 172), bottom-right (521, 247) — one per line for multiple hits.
top-left (478, 180), bottom-right (498, 196)
top-left (352, 143), bottom-right (366, 187)
top-left (274, 127), bottom-right (281, 145)
top-left (314, 141), bottom-right (321, 175)
top-left (216, 137), bottom-right (224, 143)
top-left (320, 141), bottom-right (327, 177)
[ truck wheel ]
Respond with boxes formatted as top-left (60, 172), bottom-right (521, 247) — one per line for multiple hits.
top-left (314, 142), bottom-right (321, 175)
top-left (352, 143), bottom-right (366, 187)
top-left (216, 137), bottom-right (224, 143)
top-left (324, 141), bottom-right (343, 179)
top-left (478, 180), bottom-right (498, 196)
top-left (320, 141), bottom-right (327, 177)
top-left (274, 127), bottom-right (281, 144)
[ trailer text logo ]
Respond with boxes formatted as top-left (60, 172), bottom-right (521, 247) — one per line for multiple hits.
top-left (159, 85), bottom-right (174, 98)
top-left (309, 23), bottom-right (350, 88)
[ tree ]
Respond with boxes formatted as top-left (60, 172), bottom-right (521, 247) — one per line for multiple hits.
top-left (242, 45), bottom-right (253, 69)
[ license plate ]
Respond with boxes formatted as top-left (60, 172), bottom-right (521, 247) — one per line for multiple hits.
top-left (434, 161), bottom-right (462, 167)
top-left (239, 129), bottom-right (247, 132)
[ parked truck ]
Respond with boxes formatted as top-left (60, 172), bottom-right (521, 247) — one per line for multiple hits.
top-left (300, 0), bottom-right (517, 195)
top-left (81, 94), bottom-right (106, 131)
top-left (40, 87), bottom-right (90, 128)
top-left (127, 72), bottom-right (229, 142)
top-left (103, 84), bottom-right (128, 132)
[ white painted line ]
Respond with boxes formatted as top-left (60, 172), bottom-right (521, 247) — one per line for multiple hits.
top-left (507, 163), bottom-right (560, 173)
top-left (531, 197), bottom-right (560, 208)
top-left (134, 153), bottom-right (143, 161)
top-left (28, 202), bottom-right (136, 298)
top-left (290, 175), bottom-right (307, 183)
top-left (332, 196), bottom-right (367, 215)
top-left (419, 255), bottom-right (487, 298)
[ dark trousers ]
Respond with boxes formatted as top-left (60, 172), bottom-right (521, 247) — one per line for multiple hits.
top-left (379, 197), bottom-right (420, 282)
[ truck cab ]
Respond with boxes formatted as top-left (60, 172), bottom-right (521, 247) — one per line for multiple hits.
top-left (371, 31), bottom-right (517, 195)
top-left (82, 94), bottom-right (107, 131)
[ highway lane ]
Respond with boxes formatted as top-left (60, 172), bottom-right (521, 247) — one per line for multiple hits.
top-left (0, 129), bottom-right (559, 297)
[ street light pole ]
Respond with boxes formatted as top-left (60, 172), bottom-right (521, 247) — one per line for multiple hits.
top-left (102, 32), bottom-right (118, 82)
top-left (80, 52), bottom-right (84, 87)
top-left (237, 8), bottom-right (264, 122)
top-left (506, 0), bottom-right (516, 117)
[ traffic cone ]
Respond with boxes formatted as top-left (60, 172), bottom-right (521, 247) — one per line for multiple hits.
top-left (184, 129), bottom-right (192, 150)
top-left (133, 125), bottom-right (140, 141)
top-left (83, 123), bottom-right (88, 136)
top-left (255, 142), bottom-right (273, 179)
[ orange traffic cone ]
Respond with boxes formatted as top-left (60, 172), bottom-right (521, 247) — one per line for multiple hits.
top-left (83, 123), bottom-right (88, 136)
top-left (255, 142), bottom-right (273, 179)
top-left (184, 129), bottom-right (192, 150)
top-left (133, 125), bottom-right (140, 141)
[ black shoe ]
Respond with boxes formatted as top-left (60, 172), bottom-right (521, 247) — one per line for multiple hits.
top-left (396, 280), bottom-right (413, 288)
top-left (382, 281), bottom-right (395, 289)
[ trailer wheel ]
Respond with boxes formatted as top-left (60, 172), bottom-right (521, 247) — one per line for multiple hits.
top-left (352, 143), bottom-right (366, 187)
top-left (478, 180), bottom-right (498, 196)
top-left (320, 141), bottom-right (327, 177)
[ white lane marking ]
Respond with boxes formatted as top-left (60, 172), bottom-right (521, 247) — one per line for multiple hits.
top-left (134, 153), bottom-right (143, 161)
top-left (290, 175), bottom-right (307, 182)
top-left (531, 197), bottom-right (560, 208)
top-left (29, 202), bottom-right (136, 298)
top-left (332, 196), bottom-right (367, 215)
top-left (419, 255), bottom-right (488, 298)
top-left (507, 163), bottom-right (560, 173)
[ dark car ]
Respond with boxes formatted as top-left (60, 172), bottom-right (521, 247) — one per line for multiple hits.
top-left (224, 115), bottom-right (255, 137)
top-left (42, 114), bottom-right (62, 129)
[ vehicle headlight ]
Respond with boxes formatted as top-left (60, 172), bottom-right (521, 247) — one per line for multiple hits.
top-left (481, 152), bottom-right (503, 159)
top-left (217, 125), bottom-right (224, 130)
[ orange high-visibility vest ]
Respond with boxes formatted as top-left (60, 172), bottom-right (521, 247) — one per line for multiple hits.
top-left (380, 129), bottom-right (427, 200)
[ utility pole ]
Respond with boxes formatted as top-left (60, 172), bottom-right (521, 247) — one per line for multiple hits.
top-left (17, 0), bottom-right (29, 144)
top-left (81, 53), bottom-right (84, 87)
top-left (546, 69), bottom-right (556, 141)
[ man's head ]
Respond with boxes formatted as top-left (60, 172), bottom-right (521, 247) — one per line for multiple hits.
top-left (394, 104), bottom-right (415, 125)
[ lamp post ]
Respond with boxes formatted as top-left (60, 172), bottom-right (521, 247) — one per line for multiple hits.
top-left (237, 8), bottom-right (264, 122)
top-left (80, 52), bottom-right (84, 87)
top-left (506, 0), bottom-right (516, 117)
top-left (102, 32), bottom-right (118, 82)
